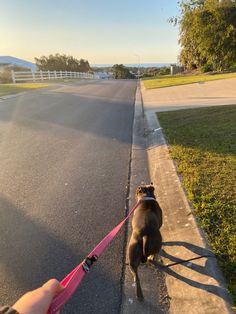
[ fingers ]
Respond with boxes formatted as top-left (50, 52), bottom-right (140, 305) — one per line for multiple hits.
top-left (12, 279), bottom-right (64, 314)
top-left (42, 279), bottom-right (64, 296)
top-left (35, 279), bottom-right (63, 313)
top-left (42, 279), bottom-right (63, 314)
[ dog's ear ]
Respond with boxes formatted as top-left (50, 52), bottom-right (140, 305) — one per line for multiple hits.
top-left (150, 185), bottom-right (155, 192)
top-left (136, 186), bottom-right (142, 199)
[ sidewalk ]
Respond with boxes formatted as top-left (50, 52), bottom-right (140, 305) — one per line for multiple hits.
top-left (141, 80), bottom-right (233, 314)
top-left (142, 77), bottom-right (236, 112)
top-left (121, 84), bottom-right (169, 314)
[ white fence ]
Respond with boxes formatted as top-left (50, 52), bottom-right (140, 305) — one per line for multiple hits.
top-left (11, 70), bottom-right (99, 83)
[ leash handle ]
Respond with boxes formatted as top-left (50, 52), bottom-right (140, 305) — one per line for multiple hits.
top-left (48, 201), bottom-right (140, 314)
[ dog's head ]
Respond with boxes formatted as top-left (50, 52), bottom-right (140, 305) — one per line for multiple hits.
top-left (136, 183), bottom-right (155, 200)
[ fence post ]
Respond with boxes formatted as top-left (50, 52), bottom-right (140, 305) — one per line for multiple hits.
top-left (40, 70), bottom-right (43, 81)
top-left (48, 70), bottom-right (50, 80)
top-left (11, 70), bottom-right (16, 83)
top-left (54, 70), bottom-right (57, 79)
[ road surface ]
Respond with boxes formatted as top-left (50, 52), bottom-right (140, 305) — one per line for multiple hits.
top-left (0, 80), bottom-right (136, 313)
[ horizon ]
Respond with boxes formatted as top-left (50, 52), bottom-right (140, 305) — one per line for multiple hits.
top-left (91, 62), bottom-right (173, 68)
top-left (0, 0), bottom-right (180, 64)
top-left (0, 56), bottom-right (173, 69)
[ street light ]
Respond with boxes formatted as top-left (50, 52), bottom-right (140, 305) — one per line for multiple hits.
top-left (134, 53), bottom-right (141, 79)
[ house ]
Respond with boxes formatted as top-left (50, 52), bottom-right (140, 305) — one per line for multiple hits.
top-left (0, 56), bottom-right (37, 72)
top-left (93, 71), bottom-right (113, 79)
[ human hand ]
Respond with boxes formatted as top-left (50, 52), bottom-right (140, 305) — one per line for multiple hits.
top-left (12, 279), bottom-right (63, 314)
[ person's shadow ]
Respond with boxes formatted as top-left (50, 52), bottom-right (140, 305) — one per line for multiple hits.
top-left (151, 241), bottom-right (231, 303)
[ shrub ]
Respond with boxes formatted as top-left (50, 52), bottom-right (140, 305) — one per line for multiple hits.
top-left (0, 70), bottom-right (12, 83)
top-left (200, 64), bottom-right (213, 73)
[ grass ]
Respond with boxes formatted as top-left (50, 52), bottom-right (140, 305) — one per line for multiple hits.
top-left (143, 72), bottom-right (236, 89)
top-left (0, 83), bottom-right (49, 97)
top-left (157, 105), bottom-right (236, 306)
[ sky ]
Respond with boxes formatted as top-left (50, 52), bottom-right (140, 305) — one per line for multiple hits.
top-left (0, 0), bottom-right (181, 64)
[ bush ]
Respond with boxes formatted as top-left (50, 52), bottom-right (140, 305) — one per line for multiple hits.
top-left (143, 67), bottom-right (170, 77)
top-left (0, 70), bottom-right (12, 83)
top-left (159, 67), bottom-right (170, 75)
top-left (229, 62), bottom-right (236, 71)
top-left (0, 65), bottom-right (30, 84)
top-left (200, 64), bottom-right (213, 73)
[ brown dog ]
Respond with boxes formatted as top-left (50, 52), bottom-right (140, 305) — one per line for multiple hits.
top-left (128, 184), bottom-right (163, 301)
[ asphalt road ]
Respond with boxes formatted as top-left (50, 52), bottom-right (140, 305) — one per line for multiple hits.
top-left (0, 80), bottom-right (137, 313)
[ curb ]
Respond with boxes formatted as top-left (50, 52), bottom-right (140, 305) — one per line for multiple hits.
top-left (120, 83), bottom-right (169, 314)
top-left (143, 94), bottom-right (233, 313)
top-left (0, 92), bottom-right (26, 101)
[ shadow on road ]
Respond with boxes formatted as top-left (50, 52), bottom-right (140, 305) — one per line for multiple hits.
top-left (0, 80), bottom-right (137, 146)
top-left (0, 194), bottom-right (123, 313)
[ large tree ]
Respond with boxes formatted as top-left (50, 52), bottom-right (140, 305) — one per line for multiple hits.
top-left (112, 64), bottom-right (135, 79)
top-left (175, 0), bottom-right (236, 71)
top-left (35, 54), bottom-right (91, 72)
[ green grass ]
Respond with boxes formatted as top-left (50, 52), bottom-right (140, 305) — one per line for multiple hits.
top-left (157, 105), bottom-right (236, 306)
top-left (0, 83), bottom-right (49, 97)
top-left (143, 72), bottom-right (236, 89)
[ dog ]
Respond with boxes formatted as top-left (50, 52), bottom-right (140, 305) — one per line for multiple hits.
top-left (128, 183), bottom-right (163, 301)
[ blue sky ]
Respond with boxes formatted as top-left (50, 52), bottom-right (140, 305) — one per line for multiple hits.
top-left (0, 0), bottom-right (180, 64)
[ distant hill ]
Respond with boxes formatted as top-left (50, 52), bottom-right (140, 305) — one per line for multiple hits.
top-left (0, 56), bottom-right (36, 71)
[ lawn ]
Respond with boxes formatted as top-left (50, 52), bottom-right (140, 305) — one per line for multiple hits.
top-left (143, 72), bottom-right (236, 89)
top-left (0, 83), bottom-right (49, 97)
top-left (157, 105), bottom-right (236, 306)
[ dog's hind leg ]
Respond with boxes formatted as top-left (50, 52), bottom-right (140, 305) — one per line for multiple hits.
top-left (143, 235), bottom-right (155, 260)
top-left (144, 232), bottom-right (162, 262)
top-left (129, 233), bottom-right (143, 301)
top-left (129, 263), bottom-right (144, 301)
top-left (129, 240), bottom-right (144, 301)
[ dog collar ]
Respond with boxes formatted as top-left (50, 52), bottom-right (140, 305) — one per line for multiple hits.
top-left (140, 197), bottom-right (156, 201)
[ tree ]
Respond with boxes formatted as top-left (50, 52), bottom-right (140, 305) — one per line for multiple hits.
top-left (112, 64), bottom-right (135, 79)
top-left (35, 54), bottom-right (91, 72)
top-left (172, 0), bottom-right (236, 71)
top-left (0, 65), bottom-right (28, 83)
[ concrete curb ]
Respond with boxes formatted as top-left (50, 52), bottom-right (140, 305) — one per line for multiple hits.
top-left (143, 91), bottom-right (233, 313)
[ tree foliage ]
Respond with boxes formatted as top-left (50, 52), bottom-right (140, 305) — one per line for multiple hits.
top-left (112, 64), bottom-right (135, 79)
top-left (176, 0), bottom-right (236, 71)
top-left (0, 65), bottom-right (29, 83)
top-left (143, 66), bottom-right (170, 77)
top-left (35, 54), bottom-right (91, 72)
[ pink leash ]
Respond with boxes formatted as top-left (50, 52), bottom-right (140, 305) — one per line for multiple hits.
top-left (48, 200), bottom-right (141, 314)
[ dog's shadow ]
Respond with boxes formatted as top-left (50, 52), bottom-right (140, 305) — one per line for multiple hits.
top-left (151, 241), bottom-right (230, 303)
